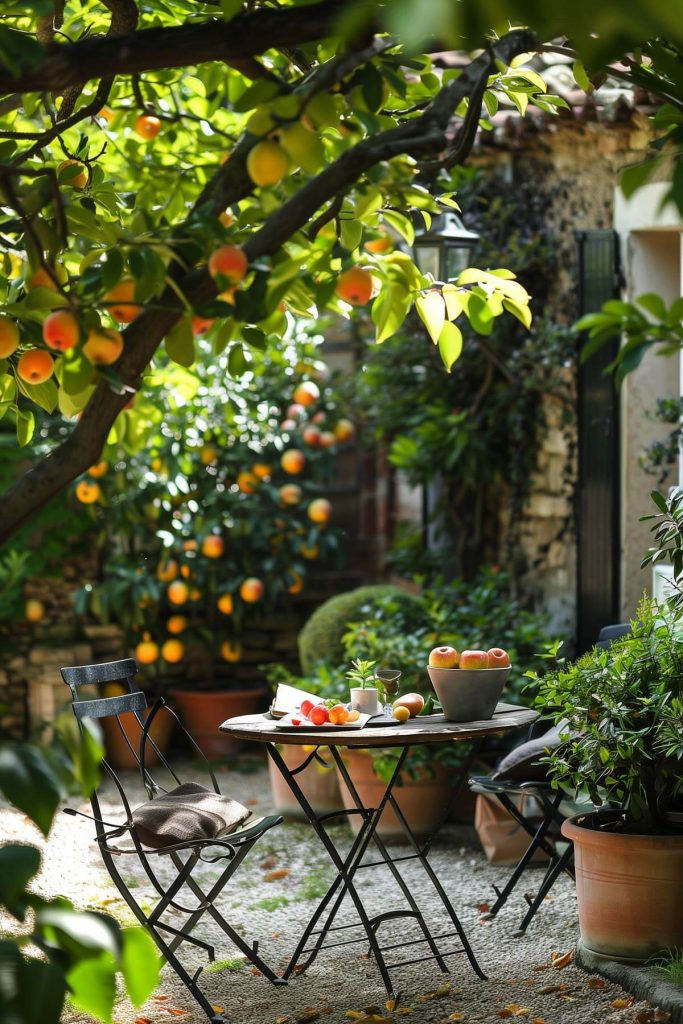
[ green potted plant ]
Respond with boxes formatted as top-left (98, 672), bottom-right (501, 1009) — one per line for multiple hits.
top-left (533, 598), bottom-right (683, 961)
top-left (347, 658), bottom-right (379, 716)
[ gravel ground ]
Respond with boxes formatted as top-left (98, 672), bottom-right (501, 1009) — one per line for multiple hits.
top-left (1, 759), bottom-right (657, 1024)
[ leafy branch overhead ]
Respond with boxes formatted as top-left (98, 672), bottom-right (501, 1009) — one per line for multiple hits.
top-left (0, 0), bottom-right (680, 544)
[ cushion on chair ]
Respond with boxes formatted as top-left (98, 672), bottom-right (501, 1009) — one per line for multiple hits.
top-left (491, 719), bottom-right (571, 782)
top-left (132, 782), bottom-right (251, 849)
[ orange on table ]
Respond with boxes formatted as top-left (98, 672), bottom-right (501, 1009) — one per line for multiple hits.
top-left (346, 709), bottom-right (360, 722)
top-left (328, 704), bottom-right (350, 725)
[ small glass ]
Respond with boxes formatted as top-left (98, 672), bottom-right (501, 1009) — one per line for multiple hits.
top-left (375, 668), bottom-right (402, 718)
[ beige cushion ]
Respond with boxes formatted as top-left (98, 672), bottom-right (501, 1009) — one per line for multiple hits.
top-left (132, 782), bottom-right (251, 849)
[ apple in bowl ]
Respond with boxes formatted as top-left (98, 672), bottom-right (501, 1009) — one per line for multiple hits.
top-left (459, 649), bottom-right (489, 669)
top-left (428, 645), bottom-right (459, 668)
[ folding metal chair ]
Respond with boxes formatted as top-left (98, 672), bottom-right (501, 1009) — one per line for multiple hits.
top-left (61, 659), bottom-right (286, 1024)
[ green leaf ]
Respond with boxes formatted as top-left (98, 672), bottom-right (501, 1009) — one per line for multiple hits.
top-left (502, 296), bottom-right (532, 329)
top-left (573, 60), bottom-right (592, 93)
top-left (15, 407), bottom-right (35, 446)
top-left (16, 376), bottom-right (58, 413)
top-left (0, 844), bottom-right (41, 919)
top-left (101, 250), bottom-right (124, 291)
top-left (37, 906), bottom-right (121, 964)
top-left (381, 209), bottom-right (415, 246)
top-left (437, 321), bottom-right (463, 371)
top-left (340, 218), bottom-right (363, 252)
top-left (242, 326), bottom-right (267, 350)
top-left (25, 286), bottom-right (69, 310)
top-left (228, 343), bottom-right (248, 376)
top-left (621, 158), bottom-right (660, 199)
top-left (66, 951), bottom-right (117, 1022)
top-left (0, 941), bottom-right (66, 1024)
top-left (0, 373), bottom-right (16, 420)
top-left (372, 284), bottom-right (411, 344)
top-left (234, 79), bottom-right (280, 114)
top-left (442, 283), bottom-right (464, 321)
top-left (0, 744), bottom-right (61, 835)
top-left (120, 928), bottom-right (160, 1006)
top-left (415, 290), bottom-right (445, 344)
top-left (464, 291), bottom-right (495, 336)
top-left (165, 319), bottom-right (195, 368)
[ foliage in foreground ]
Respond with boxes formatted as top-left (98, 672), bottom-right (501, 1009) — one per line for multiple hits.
top-left (0, 721), bottom-right (160, 1023)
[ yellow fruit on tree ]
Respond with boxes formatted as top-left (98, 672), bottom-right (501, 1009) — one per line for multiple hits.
top-left (299, 542), bottom-right (319, 560)
top-left (157, 559), bottom-right (178, 582)
top-left (87, 460), bottom-right (108, 478)
top-left (0, 315), bottom-right (20, 357)
top-left (161, 639), bottom-right (184, 663)
top-left (200, 444), bottom-right (217, 465)
top-left (307, 498), bottom-right (332, 524)
top-left (104, 278), bottom-right (141, 323)
top-left (202, 535), bottom-right (224, 558)
top-left (167, 615), bottom-right (187, 634)
top-left (58, 159), bottom-right (87, 188)
top-left (25, 599), bottom-right (45, 623)
top-left (221, 640), bottom-right (243, 662)
top-left (246, 140), bottom-right (289, 188)
top-left (136, 633), bottom-right (159, 665)
top-left (217, 593), bottom-right (234, 615)
top-left (237, 470), bottom-right (259, 493)
top-left (83, 327), bottom-right (123, 365)
top-left (75, 480), bottom-right (101, 504)
top-left (167, 580), bottom-right (190, 605)
top-left (239, 577), bottom-right (264, 603)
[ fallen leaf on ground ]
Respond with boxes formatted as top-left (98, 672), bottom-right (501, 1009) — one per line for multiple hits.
top-left (552, 951), bottom-right (572, 970)
top-left (344, 1013), bottom-right (364, 1020)
top-left (587, 977), bottom-right (605, 989)
top-left (134, 1018), bottom-right (152, 1024)
top-left (292, 963), bottom-right (307, 975)
top-left (448, 1014), bottom-right (465, 1021)
top-left (635, 1010), bottom-right (671, 1023)
top-left (265, 869), bottom-right (290, 881)
top-left (246, 799), bottom-right (259, 806)
top-left (418, 983), bottom-right (454, 1001)
top-left (275, 1016), bottom-right (291, 1024)
top-left (532, 965), bottom-right (549, 973)
top-left (166, 1009), bottom-right (187, 1016)
top-left (478, 903), bottom-right (490, 912)
top-left (211, 1008), bottom-right (223, 1015)
top-left (295, 1009), bottom-right (320, 1023)
top-left (260, 855), bottom-right (278, 868)
top-left (538, 985), bottom-right (564, 995)
top-left (396, 1009), bottom-right (413, 1016)
top-left (531, 1018), bottom-right (545, 1024)
top-left (611, 997), bottom-right (634, 1009)
top-left (273, 932), bottom-right (280, 938)
top-left (250, 967), bottom-right (262, 976)
top-left (152, 995), bottom-right (169, 1001)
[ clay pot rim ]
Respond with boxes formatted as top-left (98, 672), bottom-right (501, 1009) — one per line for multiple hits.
top-left (562, 812), bottom-right (683, 848)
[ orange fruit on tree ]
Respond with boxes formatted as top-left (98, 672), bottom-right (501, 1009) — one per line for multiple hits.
top-left (239, 577), bottom-right (264, 603)
top-left (237, 470), bottom-right (259, 493)
top-left (334, 418), bottom-right (355, 443)
top-left (104, 278), bottom-right (141, 323)
top-left (221, 639), bottom-right (243, 662)
top-left (280, 449), bottom-right (306, 475)
top-left (217, 593), bottom-right (234, 615)
top-left (58, 159), bottom-right (87, 188)
top-left (208, 245), bottom-right (248, 286)
top-left (167, 615), bottom-right (187, 634)
top-left (308, 498), bottom-right (332, 524)
top-left (190, 587), bottom-right (202, 600)
top-left (302, 425), bottom-right (322, 447)
top-left (136, 632), bottom-right (159, 665)
top-left (183, 539), bottom-right (199, 552)
top-left (98, 106), bottom-right (115, 123)
top-left (167, 580), bottom-right (190, 605)
top-left (252, 463), bottom-right (271, 481)
top-left (319, 431), bottom-right (336, 449)
top-left (293, 381), bottom-right (320, 407)
top-left (27, 265), bottom-right (66, 291)
top-left (157, 559), bottom-right (178, 582)
top-left (192, 316), bottom-right (214, 336)
top-left (83, 327), bottom-right (123, 365)
top-left (299, 542), bottom-right (319, 560)
top-left (135, 114), bottom-right (161, 140)
top-left (200, 444), bottom-right (217, 465)
top-left (179, 565), bottom-right (193, 580)
top-left (287, 570), bottom-right (303, 595)
top-left (75, 480), bottom-right (101, 504)
top-left (17, 348), bottom-right (54, 384)
top-left (161, 639), bottom-right (184, 664)
top-left (364, 229), bottom-right (393, 254)
top-left (42, 310), bottom-right (79, 352)
top-left (88, 460), bottom-right (108, 478)
top-left (0, 315), bottom-right (20, 357)
top-left (219, 209), bottom-right (234, 228)
top-left (202, 535), bottom-right (224, 558)
top-left (336, 267), bottom-right (373, 305)
top-left (25, 599), bottom-right (45, 623)
top-left (279, 483), bottom-right (302, 506)
top-left (246, 139), bottom-right (289, 187)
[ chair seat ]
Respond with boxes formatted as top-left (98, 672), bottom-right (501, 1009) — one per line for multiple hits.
top-left (132, 782), bottom-right (251, 850)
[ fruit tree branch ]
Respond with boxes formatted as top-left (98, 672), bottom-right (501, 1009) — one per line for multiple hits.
top-left (0, 28), bottom-right (536, 544)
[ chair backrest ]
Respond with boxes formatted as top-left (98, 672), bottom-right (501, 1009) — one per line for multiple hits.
top-left (595, 623), bottom-right (631, 649)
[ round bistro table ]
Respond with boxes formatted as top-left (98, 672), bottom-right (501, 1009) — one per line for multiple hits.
top-left (219, 702), bottom-right (537, 999)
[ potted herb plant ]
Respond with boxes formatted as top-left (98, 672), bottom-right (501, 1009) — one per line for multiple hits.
top-left (347, 658), bottom-right (379, 716)
top-left (534, 598), bottom-right (683, 961)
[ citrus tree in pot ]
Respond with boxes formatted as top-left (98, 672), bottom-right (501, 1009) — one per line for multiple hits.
top-left (533, 598), bottom-right (683, 962)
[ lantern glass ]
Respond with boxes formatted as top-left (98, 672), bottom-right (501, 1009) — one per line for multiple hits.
top-left (413, 242), bottom-right (441, 279)
top-left (412, 212), bottom-right (479, 282)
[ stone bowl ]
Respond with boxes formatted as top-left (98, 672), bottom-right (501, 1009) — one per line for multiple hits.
top-left (426, 665), bottom-right (511, 722)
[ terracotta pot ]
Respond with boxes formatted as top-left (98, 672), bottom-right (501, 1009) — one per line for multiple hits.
top-left (562, 813), bottom-right (683, 961)
top-left (171, 687), bottom-right (267, 759)
top-left (336, 748), bottom-right (454, 839)
top-left (268, 745), bottom-right (344, 819)
top-left (101, 707), bottom-right (174, 770)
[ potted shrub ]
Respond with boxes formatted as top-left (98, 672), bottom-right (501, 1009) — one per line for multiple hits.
top-left (74, 330), bottom-right (347, 759)
top-left (347, 658), bottom-right (379, 716)
top-left (534, 598), bottom-right (683, 961)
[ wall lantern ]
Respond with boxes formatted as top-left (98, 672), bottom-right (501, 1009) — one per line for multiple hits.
top-left (412, 211), bottom-right (479, 282)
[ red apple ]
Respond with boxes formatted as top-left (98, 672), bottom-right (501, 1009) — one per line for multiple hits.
top-left (310, 705), bottom-right (329, 726)
top-left (487, 647), bottom-right (511, 668)
top-left (428, 645), bottom-right (459, 668)
top-left (459, 650), bottom-right (489, 669)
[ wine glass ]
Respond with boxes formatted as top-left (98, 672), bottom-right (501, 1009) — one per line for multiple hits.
top-left (375, 668), bottom-right (402, 718)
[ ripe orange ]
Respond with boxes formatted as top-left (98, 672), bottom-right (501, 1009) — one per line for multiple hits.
top-left (301, 425), bottom-right (322, 447)
top-left (299, 542), bottom-right (319, 560)
top-left (364, 229), bottom-right (393, 254)
top-left (200, 444), bottom-right (217, 465)
top-left (161, 639), bottom-right (184, 663)
top-left (334, 418), bottom-right (355, 443)
top-left (87, 460), bottom-right (108, 478)
top-left (156, 559), bottom-right (178, 582)
top-left (180, 565), bottom-right (193, 580)
top-left (293, 381), bottom-right (320, 407)
top-left (280, 449), bottom-right (306, 475)
top-left (58, 159), bottom-right (87, 188)
top-left (167, 580), bottom-right (190, 605)
top-left (25, 599), bottom-right (45, 623)
top-left (307, 498), bottom-right (332, 524)
top-left (319, 431), bottom-right (336, 449)
top-left (202, 535), bottom-right (224, 558)
top-left (252, 463), bottom-right (271, 481)
top-left (217, 593), bottom-right (234, 615)
top-left (279, 483), bottom-right (302, 506)
top-left (17, 348), bottom-right (54, 384)
top-left (246, 139), bottom-right (289, 187)
top-left (336, 267), bottom-right (373, 306)
top-left (183, 539), bottom-right (199, 552)
top-left (43, 310), bottom-right (79, 352)
top-left (208, 245), bottom-right (248, 286)
top-left (239, 577), bottom-right (264, 603)
top-left (136, 632), bottom-right (159, 664)
top-left (27, 265), bottom-right (66, 291)
top-left (219, 209), bottom-right (234, 228)
top-left (167, 615), bottom-right (187, 634)
top-left (237, 470), bottom-right (259, 493)
top-left (75, 480), bottom-right (101, 504)
top-left (287, 570), bottom-right (303, 595)
top-left (136, 114), bottom-right (161, 140)
top-left (0, 315), bottom-right (19, 357)
top-left (192, 316), bottom-right (214, 336)
top-left (328, 704), bottom-right (350, 725)
top-left (98, 106), bottom-right (115, 124)
top-left (104, 278), bottom-right (140, 323)
top-left (221, 639), bottom-right (243, 662)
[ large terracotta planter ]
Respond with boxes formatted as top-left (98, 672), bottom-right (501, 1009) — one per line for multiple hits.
top-left (171, 687), bottom-right (267, 759)
top-left (562, 813), bottom-right (683, 961)
top-left (268, 745), bottom-right (344, 819)
top-left (336, 748), bottom-right (454, 840)
top-left (102, 707), bottom-right (174, 770)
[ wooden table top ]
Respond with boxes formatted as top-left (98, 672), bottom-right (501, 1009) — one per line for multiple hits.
top-left (219, 702), bottom-right (537, 748)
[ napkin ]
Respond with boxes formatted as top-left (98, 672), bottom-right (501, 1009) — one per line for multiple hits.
top-left (270, 682), bottom-right (321, 718)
